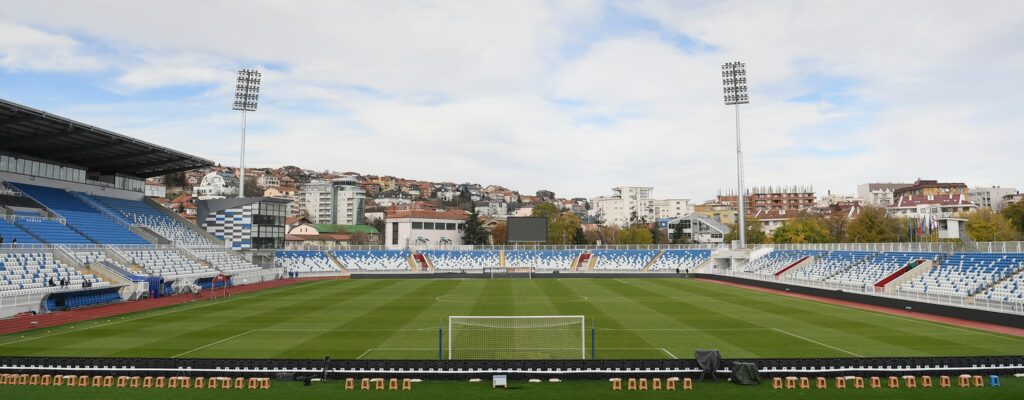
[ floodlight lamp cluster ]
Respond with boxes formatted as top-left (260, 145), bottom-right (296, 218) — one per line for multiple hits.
top-left (722, 62), bottom-right (749, 105)
top-left (232, 69), bottom-right (262, 112)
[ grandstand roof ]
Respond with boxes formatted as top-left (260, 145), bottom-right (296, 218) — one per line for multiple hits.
top-left (0, 98), bottom-right (213, 178)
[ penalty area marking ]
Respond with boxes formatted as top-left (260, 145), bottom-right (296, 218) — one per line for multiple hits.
top-left (435, 294), bottom-right (589, 304)
top-left (771, 328), bottom-right (865, 358)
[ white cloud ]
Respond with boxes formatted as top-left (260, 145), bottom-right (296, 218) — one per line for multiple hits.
top-left (0, 22), bottom-right (104, 71)
top-left (1, 1), bottom-right (1022, 200)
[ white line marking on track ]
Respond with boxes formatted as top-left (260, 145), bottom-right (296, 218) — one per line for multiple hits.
top-left (771, 328), bottom-right (865, 358)
top-left (172, 329), bottom-right (257, 358)
top-left (0, 280), bottom-right (330, 347)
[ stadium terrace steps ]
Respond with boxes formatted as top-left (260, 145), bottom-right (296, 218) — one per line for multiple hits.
top-left (881, 260), bottom-right (935, 291)
top-left (0, 219), bottom-right (40, 244)
top-left (8, 183), bottom-right (148, 245)
top-left (773, 255), bottom-right (813, 277)
top-left (640, 250), bottom-right (666, 272)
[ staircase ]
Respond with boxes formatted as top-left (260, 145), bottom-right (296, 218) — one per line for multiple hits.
top-left (774, 256), bottom-right (814, 277)
top-left (960, 230), bottom-right (981, 253)
top-left (325, 252), bottom-right (349, 273)
top-left (641, 250), bottom-right (666, 272)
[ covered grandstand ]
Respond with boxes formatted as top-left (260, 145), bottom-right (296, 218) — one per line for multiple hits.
top-left (0, 98), bottom-right (270, 318)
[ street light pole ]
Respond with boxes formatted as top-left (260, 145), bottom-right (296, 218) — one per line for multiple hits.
top-left (722, 62), bottom-right (749, 248)
top-left (233, 69), bottom-right (262, 198)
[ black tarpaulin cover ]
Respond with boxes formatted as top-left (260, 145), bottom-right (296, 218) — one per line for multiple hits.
top-left (730, 361), bottom-right (760, 385)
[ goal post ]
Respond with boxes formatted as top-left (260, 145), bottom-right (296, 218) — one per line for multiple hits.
top-left (448, 315), bottom-right (585, 360)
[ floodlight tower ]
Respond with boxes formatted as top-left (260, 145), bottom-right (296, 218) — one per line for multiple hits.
top-left (722, 62), bottom-right (749, 248)
top-left (232, 69), bottom-right (261, 198)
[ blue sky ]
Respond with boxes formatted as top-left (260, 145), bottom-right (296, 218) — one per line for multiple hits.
top-left (1, 0), bottom-right (1022, 200)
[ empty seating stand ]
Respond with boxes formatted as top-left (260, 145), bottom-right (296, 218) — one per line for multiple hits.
top-left (419, 250), bottom-right (500, 271)
top-left (89, 194), bottom-right (216, 247)
top-left (0, 219), bottom-right (39, 244)
top-left (827, 252), bottom-right (938, 288)
top-left (789, 251), bottom-right (877, 282)
top-left (0, 252), bottom-right (109, 296)
top-left (332, 250), bottom-right (412, 271)
top-left (275, 251), bottom-right (339, 273)
top-left (742, 250), bottom-right (823, 275)
top-left (649, 249), bottom-right (712, 271)
top-left (9, 183), bottom-right (147, 244)
top-left (591, 250), bottom-right (659, 271)
top-left (900, 253), bottom-right (1024, 298)
top-left (505, 250), bottom-right (580, 270)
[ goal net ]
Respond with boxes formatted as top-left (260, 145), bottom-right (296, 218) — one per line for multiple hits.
top-left (448, 315), bottom-right (585, 360)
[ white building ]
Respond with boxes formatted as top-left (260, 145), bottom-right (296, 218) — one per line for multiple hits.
top-left (590, 186), bottom-right (691, 227)
top-left (857, 183), bottom-right (910, 206)
top-left (970, 186), bottom-right (1018, 211)
top-left (299, 177), bottom-right (366, 225)
top-left (257, 173), bottom-right (280, 189)
top-left (192, 172), bottom-right (238, 200)
top-left (662, 214), bottom-right (730, 244)
top-left (887, 194), bottom-right (978, 218)
top-left (385, 210), bottom-right (468, 247)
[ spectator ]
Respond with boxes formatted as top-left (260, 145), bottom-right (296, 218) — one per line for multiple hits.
top-left (48, 277), bottom-right (56, 287)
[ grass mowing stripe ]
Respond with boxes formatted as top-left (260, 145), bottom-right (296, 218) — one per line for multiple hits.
top-left (537, 279), bottom-right (662, 359)
top-left (649, 279), bottom-right (1017, 356)
top-left (0, 280), bottom-right (331, 348)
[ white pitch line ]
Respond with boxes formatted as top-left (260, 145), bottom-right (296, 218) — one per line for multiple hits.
top-left (0, 280), bottom-right (327, 347)
top-left (614, 279), bottom-right (632, 285)
top-left (356, 349), bottom-right (373, 359)
top-left (661, 348), bottom-right (678, 359)
top-left (772, 328), bottom-right (865, 358)
top-left (258, 327), bottom-right (437, 332)
top-left (172, 329), bottom-right (257, 358)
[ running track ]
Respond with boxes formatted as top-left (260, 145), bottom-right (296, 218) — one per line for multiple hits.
top-left (0, 277), bottom-right (335, 335)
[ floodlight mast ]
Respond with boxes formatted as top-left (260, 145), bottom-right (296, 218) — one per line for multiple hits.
top-left (232, 69), bottom-right (261, 198)
top-left (722, 62), bottom-right (749, 248)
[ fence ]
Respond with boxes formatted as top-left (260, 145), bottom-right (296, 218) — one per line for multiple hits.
top-left (756, 241), bottom-right (1024, 254)
top-left (718, 269), bottom-right (1024, 315)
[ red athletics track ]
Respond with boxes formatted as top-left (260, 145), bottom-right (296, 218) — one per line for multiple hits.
top-left (697, 278), bottom-right (1024, 337)
top-left (0, 277), bottom-right (337, 335)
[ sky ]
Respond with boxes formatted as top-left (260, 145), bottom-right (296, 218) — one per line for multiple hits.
top-left (1, 0), bottom-right (1022, 201)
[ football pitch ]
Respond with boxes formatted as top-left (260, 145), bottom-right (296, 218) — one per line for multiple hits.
top-left (1, 278), bottom-right (1021, 359)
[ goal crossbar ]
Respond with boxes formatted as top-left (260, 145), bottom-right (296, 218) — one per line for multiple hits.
top-left (448, 315), bottom-right (585, 360)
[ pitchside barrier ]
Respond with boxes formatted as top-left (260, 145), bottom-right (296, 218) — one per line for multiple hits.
top-left (1, 356), bottom-right (1020, 380)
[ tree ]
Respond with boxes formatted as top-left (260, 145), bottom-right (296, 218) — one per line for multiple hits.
top-left (618, 226), bottom-right (654, 244)
top-left (845, 206), bottom-right (903, 242)
top-left (548, 212), bottom-right (582, 244)
top-left (531, 203), bottom-right (559, 220)
top-left (490, 222), bottom-right (508, 245)
top-left (723, 217), bottom-right (766, 244)
top-left (651, 224), bottom-right (668, 244)
top-left (369, 218), bottom-right (387, 243)
top-left (771, 213), bottom-right (831, 244)
top-left (460, 207), bottom-right (489, 245)
top-left (243, 176), bottom-right (262, 197)
top-left (349, 232), bottom-right (369, 245)
top-left (823, 215), bottom-right (850, 243)
top-left (965, 209), bottom-right (1020, 242)
top-left (1002, 201), bottom-right (1024, 237)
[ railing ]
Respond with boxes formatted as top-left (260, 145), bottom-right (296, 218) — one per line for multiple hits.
top-left (717, 269), bottom-right (1024, 315)
top-left (4, 214), bottom-right (66, 225)
top-left (755, 242), bottom-right (1024, 254)
top-left (294, 243), bottom-right (726, 252)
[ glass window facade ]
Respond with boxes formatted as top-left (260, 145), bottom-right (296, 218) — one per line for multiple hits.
top-left (0, 154), bottom-right (144, 193)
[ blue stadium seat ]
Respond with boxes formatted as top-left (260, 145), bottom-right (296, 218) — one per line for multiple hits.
top-left (10, 183), bottom-right (147, 244)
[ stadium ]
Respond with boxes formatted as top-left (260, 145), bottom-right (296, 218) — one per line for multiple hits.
top-left (0, 100), bottom-right (1019, 399)
top-left (2, 2), bottom-right (1024, 398)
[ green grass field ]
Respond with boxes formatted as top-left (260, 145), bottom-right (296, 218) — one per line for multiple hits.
top-left (0, 278), bottom-right (1022, 359)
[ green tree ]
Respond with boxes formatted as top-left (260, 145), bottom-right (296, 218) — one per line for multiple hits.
top-left (965, 209), bottom-right (1020, 241)
top-left (823, 215), bottom-right (849, 243)
top-left (771, 213), bottom-right (831, 244)
top-left (531, 203), bottom-right (559, 220)
top-left (618, 226), bottom-right (654, 244)
top-left (460, 207), bottom-right (488, 245)
top-left (1002, 201), bottom-right (1024, 237)
top-left (723, 217), bottom-right (766, 244)
top-left (845, 206), bottom-right (903, 242)
top-left (548, 212), bottom-right (582, 244)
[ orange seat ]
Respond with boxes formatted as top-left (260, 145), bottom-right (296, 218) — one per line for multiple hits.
top-left (29, 374), bottom-right (39, 385)
top-left (854, 377), bottom-right (865, 389)
top-left (360, 378), bottom-right (370, 390)
top-left (627, 378), bottom-right (637, 390)
top-left (834, 377), bottom-right (846, 389)
top-left (772, 377), bottom-right (783, 389)
top-left (40, 375), bottom-right (51, 386)
top-left (638, 378), bottom-right (648, 390)
top-left (958, 375), bottom-right (970, 388)
top-left (91, 376), bottom-right (102, 387)
top-left (129, 376), bottom-right (140, 388)
top-left (666, 377), bottom-right (677, 390)
top-left (194, 377), bottom-right (205, 389)
top-left (816, 377), bottom-right (827, 389)
top-left (785, 376), bottom-right (797, 389)
top-left (904, 376), bottom-right (916, 388)
top-left (345, 378), bottom-right (355, 390)
top-left (234, 377), bottom-right (245, 389)
top-left (652, 378), bottom-right (662, 390)
top-left (78, 375), bottom-right (89, 387)
top-left (402, 378), bottom-right (412, 390)
top-left (972, 375), bottom-right (984, 387)
top-left (921, 376), bottom-right (932, 388)
top-left (389, 378), bottom-right (399, 390)
top-left (799, 377), bottom-right (810, 389)
top-left (142, 376), bottom-right (153, 388)
top-left (887, 376), bottom-right (899, 388)
top-left (870, 376), bottom-right (881, 388)
top-left (683, 378), bottom-right (693, 390)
